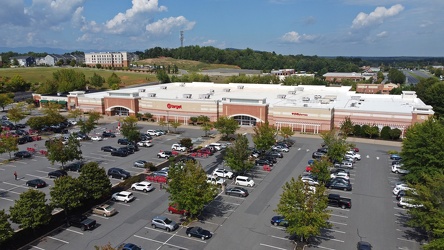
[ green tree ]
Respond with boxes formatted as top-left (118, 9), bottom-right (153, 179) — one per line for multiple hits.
top-left (50, 176), bottom-right (84, 216)
top-left (0, 133), bottom-right (19, 159)
top-left (321, 129), bottom-right (349, 163)
top-left (275, 177), bottom-right (329, 243)
top-left (279, 126), bottom-right (294, 140)
top-left (353, 124), bottom-right (363, 137)
top-left (41, 103), bottom-right (66, 125)
top-left (169, 120), bottom-right (181, 133)
top-left (53, 69), bottom-right (87, 93)
top-left (401, 118), bottom-right (444, 184)
top-left (9, 189), bottom-right (52, 230)
top-left (78, 111), bottom-right (102, 135)
top-left (78, 162), bottom-right (112, 200)
top-left (340, 116), bottom-right (354, 136)
top-left (0, 94), bottom-right (13, 111)
top-left (310, 158), bottom-right (332, 185)
top-left (26, 116), bottom-right (48, 131)
top-left (107, 72), bottom-right (121, 88)
top-left (67, 109), bottom-right (83, 122)
top-left (380, 126), bottom-right (391, 140)
top-left (89, 73), bottom-right (105, 88)
top-left (120, 116), bottom-right (140, 145)
top-left (166, 161), bottom-right (215, 218)
top-left (0, 209), bottom-right (13, 243)
top-left (407, 173), bottom-right (444, 249)
top-left (198, 115), bottom-right (213, 137)
top-left (5, 75), bottom-right (30, 92)
top-left (179, 138), bottom-right (193, 149)
top-left (158, 120), bottom-right (167, 131)
top-left (253, 122), bottom-right (276, 151)
top-left (7, 102), bottom-right (27, 125)
top-left (389, 128), bottom-right (402, 140)
top-left (156, 69), bottom-right (170, 83)
top-left (46, 136), bottom-right (82, 167)
top-left (388, 68), bottom-right (406, 84)
top-left (224, 134), bottom-right (254, 175)
top-left (214, 116), bottom-right (240, 140)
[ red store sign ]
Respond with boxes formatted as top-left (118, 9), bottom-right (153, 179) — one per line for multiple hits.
top-left (291, 112), bottom-right (308, 116)
top-left (167, 103), bottom-right (182, 109)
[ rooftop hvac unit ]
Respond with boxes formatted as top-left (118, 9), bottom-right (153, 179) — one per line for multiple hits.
top-left (277, 94), bottom-right (286, 99)
top-left (148, 93), bottom-right (156, 97)
top-left (288, 91), bottom-right (296, 95)
top-left (160, 86), bottom-right (167, 90)
top-left (351, 96), bottom-right (361, 100)
top-left (359, 98), bottom-right (365, 102)
top-left (351, 102), bottom-right (356, 107)
top-left (320, 99), bottom-right (330, 104)
top-left (223, 88), bottom-right (231, 92)
top-left (180, 83), bottom-right (185, 87)
top-left (183, 94), bottom-right (192, 99)
top-left (138, 89), bottom-right (146, 92)
top-left (237, 85), bottom-right (244, 89)
top-left (199, 94), bottom-right (211, 99)
top-left (303, 104), bottom-right (308, 107)
top-left (302, 97), bottom-right (310, 101)
top-left (210, 89), bottom-right (215, 93)
top-left (314, 95), bottom-right (321, 99)
top-left (296, 87), bottom-right (304, 91)
top-left (222, 97), bottom-right (227, 101)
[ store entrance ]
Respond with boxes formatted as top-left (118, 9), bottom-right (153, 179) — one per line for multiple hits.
top-left (233, 115), bottom-right (257, 126)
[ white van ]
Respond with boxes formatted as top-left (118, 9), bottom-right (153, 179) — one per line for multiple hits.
top-left (208, 143), bottom-right (222, 151)
top-left (235, 176), bottom-right (255, 187)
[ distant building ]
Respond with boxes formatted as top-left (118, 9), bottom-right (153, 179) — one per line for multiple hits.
top-left (356, 83), bottom-right (399, 94)
top-left (0, 56), bottom-right (2, 67)
top-left (10, 56), bottom-right (35, 67)
top-left (85, 52), bottom-right (129, 68)
top-left (44, 54), bottom-right (85, 66)
top-left (271, 69), bottom-right (295, 76)
top-left (323, 72), bottom-right (364, 83)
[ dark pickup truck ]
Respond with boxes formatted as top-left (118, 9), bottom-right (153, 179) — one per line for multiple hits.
top-left (67, 214), bottom-right (96, 231)
top-left (328, 194), bottom-right (351, 209)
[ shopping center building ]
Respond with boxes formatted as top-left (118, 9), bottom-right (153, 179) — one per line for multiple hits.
top-left (33, 82), bottom-right (434, 135)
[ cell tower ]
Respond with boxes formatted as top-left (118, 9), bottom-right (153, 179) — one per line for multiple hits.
top-left (180, 31), bottom-right (184, 47)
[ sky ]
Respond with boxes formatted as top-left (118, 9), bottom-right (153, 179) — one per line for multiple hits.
top-left (0, 0), bottom-right (443, 57)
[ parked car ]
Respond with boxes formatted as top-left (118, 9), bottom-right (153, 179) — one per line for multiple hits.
top-left (197, 148), bottom-right (213, 156)
top-left (357, 241), bottom-right (372, 250)
top-left (63, 161), bottom-right (85, 172)
top-left (131, 181), bottom-right (154, 192)
top-left (117, 138), bottom-right (130, 145)
top-left (133, 160), bottom-right (148, 168)
top-left (101, 146), bottom-right (117, 152)
top-left (91, 135), bottom-right (103, 141)
top-left (26, 179), bottom-right (47, 188)
top-left (112, 191), bottom-right (135, 203)
top-left (171, 143), bottom-right (187, 152)
top-left (270, 215), bottom-right (289, 227)
top-left (48, 170), bottom-right (68, 179)
top-left (92, 204), bottom-right (117, 217)
top-left (167, 204), bottom-right (188, 215)
top-left (328, 194), bottom-right (352, 209)
top-left (102, 131), bottom-right (116, 138)
top-left (271, 145), bottom-right (289, 152)
top-left (396, 190), bottom-right (406, 201)
top-left (235, 176), bottom-right (255, 187)
top-left (137, 140), bottom-right (153, 147)
top-left (111, 149), bottom-right (128, 157)
top-left (325, 178), bottom-right (352, 191)
top-left (151, 216), bottom-right (179, 232)
top-left (393, 184), bottom-right (414, 195)
top-left (146, 130), bottom-right (162, 136)
top-left (225, 187), bottom-right (249, 197)
top-left (340, 161), bottom-right (354, 169)
top-left (157, 151), bottom-right (173, 159)
top-left (117, 243), bottom-right (143, 250)
top-left (212, 168), bottom-right (234, 179)
top-left (207, 175), bottom-right (226, 185)
top-left (312, 151), bottom-right (325, 159)
top-left (14, 151), bottom-right (32, 159)
top-left (397, 197), bottom-right (423, 209)
top-left (392, 164), bottom-right (410, 174)
top-left (108, 168), bottom-right (130, 179)
top-left (154, 170), bottom-right (168, 178)
top-left (345, 151), bottom-right (361, 160)
top-left (330, 172), bottom-right (350, 180)
top-left (186, 226), bottom-right (212, 240)
top-left (266, 150), bottom-right (283, 158)
top-left (66, 214), bottom-right (96, 231)
top-left (301, 176), bottom-right (319, 186)
top-left (255, 158), bottom-right (274, 166)
top-left (390, 154), bottom-right (402, 160)
top-left (15, 129), bottom-right (29, 136)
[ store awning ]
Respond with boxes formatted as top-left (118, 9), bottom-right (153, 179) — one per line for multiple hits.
top-left (40, 100), bottom-right (48, 103)
top-left (58, 101), bottom-right (67, 105)
top-left (49, 100), bottom-right (58, 103)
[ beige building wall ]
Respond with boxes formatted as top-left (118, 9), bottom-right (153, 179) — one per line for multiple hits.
top-left (270, 106), bottom-right (333, 133)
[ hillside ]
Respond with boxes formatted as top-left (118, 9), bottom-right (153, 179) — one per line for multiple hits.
top-left (137, 57), bottom-right (240, 72)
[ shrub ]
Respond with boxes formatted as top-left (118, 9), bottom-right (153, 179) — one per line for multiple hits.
top-left (380, 126), bottom-right (391, 140)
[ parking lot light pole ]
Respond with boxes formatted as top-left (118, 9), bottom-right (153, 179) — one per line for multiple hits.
top-left (166, 111), bottom-right (169, 133)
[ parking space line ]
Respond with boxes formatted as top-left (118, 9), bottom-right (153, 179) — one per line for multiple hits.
top-left (269, 235), bottom-right (288, 241)
top-left (30, 245), bottom-right (45, 250)
top-left (91, 214), bottom-right (109, 219)
top-left (0, 187), bottom-right (21, 194)
top-left (327, 207), bottom-right (350, 211)
top-left (47, 236), bottom-right (69, 244)
top-left (3, 181), bottom-right (28, 188)
top-left (318, 236), bottom-right (344, 243)
top-left (394, 207), bottom-right (405, 211)
top-left (113, 203), bottom-right (131, 207)
top-left (36, 170), bottom-right (49, 174)
top-left (26, 174), bottom-right (52, 181)
top-left (64, 228), bottom-right (84, 235)
top-left (270, 225), bottom-right (286, 231)
top-left (329, 213), bottom-right (348, 218)
top-left (323, 228), bottom-right (346, 234)
top-left (313, 245), bottom-right (336, 250)
top-left (211, 200), bottom-right (240, 206)
top-left (397, 238), bottom-right (417, 243)
top-left (47, 166), bottom-right (58, 170)
top-left (0, 197), bottom-right (14, 201)
top-left (259, 243), bottom-right (287, 250)
top-left (328, 220), bottom-right (347, 226)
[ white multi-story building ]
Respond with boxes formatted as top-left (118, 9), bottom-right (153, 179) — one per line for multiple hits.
top-left (85, 52), bottom-right (129, 68)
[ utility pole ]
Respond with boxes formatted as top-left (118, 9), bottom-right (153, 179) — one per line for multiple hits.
top-left (180, 31), bottom-right (184, 47)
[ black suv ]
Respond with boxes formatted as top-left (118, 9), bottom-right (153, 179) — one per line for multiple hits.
top-left (102, 131), bottom-right (116, 138)
top-left (255, 158), bottom-right (274, 166)
top-left (327, 194), bottom-right (351, 209)
top-left (111, 149), bottom-right (128, 157)
top-left (63, 161), bottom-right (85, 172)
top-left (108, 168), bottom-right (131, 180)
top-left (117, 138), bottom-right (130, 145)
top-left (66, 214), bottom-right (96, 231)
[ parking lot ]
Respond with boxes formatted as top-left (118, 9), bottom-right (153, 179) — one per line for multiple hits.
top-left (0, 119), bottom-right (425, 250)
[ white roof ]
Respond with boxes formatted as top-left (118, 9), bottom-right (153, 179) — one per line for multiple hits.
top-left (84, 82), bottom-right (432, 115)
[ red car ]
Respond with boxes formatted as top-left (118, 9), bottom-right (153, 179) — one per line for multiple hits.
top-left (146, 174), bottom-right (167, 184)
top-left (305, 165), bottom-right (312, 172)
top-left (198, 148), bottom-right (213, 156)
top-left (168, 204), bottom-right (188, 215)
top-left (353, 147), bottom-right (360, 152)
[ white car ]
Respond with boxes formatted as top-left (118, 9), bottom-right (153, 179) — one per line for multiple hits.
top-left (212, 168), bottom-right (234, 179)
top-left (301, 176), bottom-right (319, 186)
top-left (271, 145), bottom-right (289, 152)
top-left (345, 151), bottom-right (361, 160)
top-left (330, 172), bottom-right (350, 180)
top-left (147, 129), bottom-right (162, 136)
top-left (137, 140), bottom-right (153, 147)
top-left (392, 164), bottom-right (409, 174)
top-left (397, 197), bottom-right (423, 209)
top-left (91, 136), bottom-right (103, 141)
top-left (206, 175), bottom-right (226, 185)
top-left (393, 184), bottom-right (413, 195)
top-left (131, 181), bottom-right (154, 192)
top-left (68, 120), bottom-right (77, 125)
top-left (171, 144), bottom-right (187, 152)
top-left (111, 191), bottom-right (135, 203)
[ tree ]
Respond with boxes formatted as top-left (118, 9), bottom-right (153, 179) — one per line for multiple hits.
top-left (401, 118), bottom-right (444, 184)
top-left (253, 121), bottom-right (276, 151)
top-left (120, 116), bottom-right (140, 145)
top-left (388, 68), bottom-right (406, 84)
top-left (78, 111), bottom-right (102, 135)
top-left (224, 134), bottom-right (254, 175)
top-left (52, 69), bottom-right (87, 93)
top-left (279, 126), bottom-right (294, 140)
top-left (0, 94), bottom-right (13, 111)
top-left (41, 103), bottom-right (66, 125)
top-left (78, 162), bottom-right (111, 200)
top-left (275, 177), bottom-right (329, 243)
top-left (156, 69), bottom-right (170, 83)
top-left (169, 121), bottom-right (181, 133)
top-left (6, 102), bottom-right (27, 124)
top-left (158, 120), bottom-right (167, 131)
top-left (9, 189), bottom-right (52, 230)
top-left (89, 73), bottom-right (105, 88)
top-left (197, 115), bottom-right (212, 137)
top-left (0, 209), bottom-right (13, 243)
top-left (389, 128), bottom-right (402, 140)
top-left (67, 108), bottom-right (83, 122)
top-left (353, 124), bottom-right (363, 137)
top-left (407, 173), bottom-right (444, 249)
top-left (166, 161), bottom-right (215, 218)
top-left (46, 136), bottom-right (82, 167)
top-left (310, 158), bottom-right (331, 185)
top-left (320, 129), bottom-right (349, 163)
top-left (50, 176), bottom-right (84, 216)
top-left (107, 72), bottom-right (121, 88)
top-left (0, 133), bottom-right (19, 159)
top-left (26, 116), bottom-right (48, 131)
top-left (340, 116), bottom-right (354, 136)
top-left (179, 138), bottom-right (193, 149)
top-left (380, 126), bottom-right (391, 140)
top-left (5, 75), bottom-right (30, 92)
top-left (214, 116), bottom-right (240, 140)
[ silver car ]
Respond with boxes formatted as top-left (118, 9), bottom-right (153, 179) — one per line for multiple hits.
top-left (151, 216), bottom-right (179, 232)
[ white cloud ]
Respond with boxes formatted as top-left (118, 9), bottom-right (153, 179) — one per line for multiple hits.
top-left (351, 4), bottom-right (404, 29)
top-left (376, 31), bottom-right (388, 37)
top-left (202, 40), bottom-right (217, 46)
top-left (146, 16), bottom-right (196, 36)
top-left (280, 31), bottom-right (317, 43)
